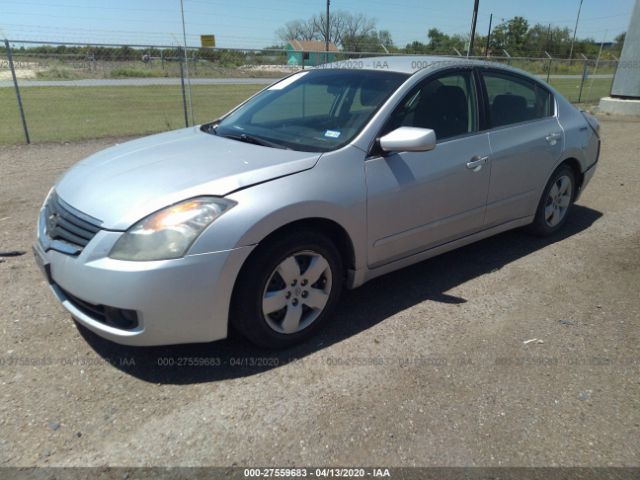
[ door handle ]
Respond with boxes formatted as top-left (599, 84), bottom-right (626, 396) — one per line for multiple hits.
top-left (466, 155), bottom-right (488, 171)
top-left (545, 132), bottom-right (562, 145)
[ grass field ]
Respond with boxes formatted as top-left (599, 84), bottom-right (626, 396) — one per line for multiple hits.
top-left (0, 84), bottom-right (264, 144)
top-left (548, 77), bottom-right (613, 103)
top-left (0, 77), bottom-right (613, 145)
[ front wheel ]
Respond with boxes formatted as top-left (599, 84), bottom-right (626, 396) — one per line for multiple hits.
top-left (526, 165), bottom-right (576, 236)
top-left (231, 231), bottom-right (344, 349)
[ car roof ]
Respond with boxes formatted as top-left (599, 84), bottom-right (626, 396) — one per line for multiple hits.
top-left (318, 55), bottom-right (538, 80)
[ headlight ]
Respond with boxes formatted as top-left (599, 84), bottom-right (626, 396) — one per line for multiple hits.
top-left (109, 197), bottom-right (235, 261)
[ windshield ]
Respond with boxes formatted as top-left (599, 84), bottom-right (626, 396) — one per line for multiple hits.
top-left (214, 69), bottom-right (409, 152)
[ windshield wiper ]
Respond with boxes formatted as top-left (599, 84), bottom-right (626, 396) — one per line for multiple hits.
top-left (220, 133), bottom-right (290, 150)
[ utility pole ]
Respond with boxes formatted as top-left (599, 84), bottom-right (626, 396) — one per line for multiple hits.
top-left (467, 0), bottom-right (480, 57)
top-left (484, 13), bottom-right (493, 57)
top-left (569, 0), bottom-right (584, 60)
top-left (325, 0), bottom-right (330, 63)
top-left (546, 23), bottom-right (552, 53)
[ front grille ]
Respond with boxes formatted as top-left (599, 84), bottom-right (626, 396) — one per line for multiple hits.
top-left (59, 286), bottom-right (139, 330)
top-left (44, 193), bottom-right (102, 253)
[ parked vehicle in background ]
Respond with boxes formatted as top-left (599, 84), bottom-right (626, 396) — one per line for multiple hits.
top-left (33, 56), bottom-right (600, 348)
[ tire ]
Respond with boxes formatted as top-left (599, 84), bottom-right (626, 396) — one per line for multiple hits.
top-left (526, 165), bottom-right (576, 237)
top-left (231, 230), bottom-right (344, 349)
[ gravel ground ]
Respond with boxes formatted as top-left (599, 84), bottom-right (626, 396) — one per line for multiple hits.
top-left (0, 117), bottom-right (639, 468)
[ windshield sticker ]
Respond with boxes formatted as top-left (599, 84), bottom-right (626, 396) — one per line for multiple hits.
top-left (267, 71), bottom-right (309, 90)
top-left (324, 130), bottom-right (341, 139)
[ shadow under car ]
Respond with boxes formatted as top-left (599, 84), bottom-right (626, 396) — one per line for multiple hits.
top-left (77, 204), bottom-right (603, 384)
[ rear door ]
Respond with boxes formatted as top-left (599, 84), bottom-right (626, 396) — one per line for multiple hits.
top-left (480, 69), bottom-right (563, 227)
top-left (365, 68), bottom-right (492, 267)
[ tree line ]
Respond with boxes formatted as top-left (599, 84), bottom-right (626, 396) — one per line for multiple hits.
top-left (276, 11), bottom-right (394, 53)
top-left (278, 12), bottom-right (625, 59)
top-left (1, 14), bottom-right (624, 61)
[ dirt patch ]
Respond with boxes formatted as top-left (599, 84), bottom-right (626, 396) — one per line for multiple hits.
top-left (0, 60), bottom-right (42, 80)
top-left (0, 117), bottom-right (639, 467)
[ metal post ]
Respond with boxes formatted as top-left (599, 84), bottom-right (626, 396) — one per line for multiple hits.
top-left (586, 30), bottom-right (606, 101)
top-left (484, 13), bottom-right (492, 57)
top-left (467, 0), bottom-right (480, 57)
top-left (4, 39), bottom-right (30, 144)
top-left (503, 48), bottom-right (511, 65)
top-left (179, 54), bottom-right (189, 128)
top-left (545, 51), bottom-right (553, 83)
top-left (578, 60), bottom-right (588, 103)
top-left (179, 0), bottom-right (195, 126)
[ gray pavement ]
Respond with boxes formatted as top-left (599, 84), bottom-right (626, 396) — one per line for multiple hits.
top-left (0, 116), bottom-right (638, 467)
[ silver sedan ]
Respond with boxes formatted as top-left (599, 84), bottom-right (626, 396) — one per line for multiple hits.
top-left (33, 56), bottom-right (600, 348)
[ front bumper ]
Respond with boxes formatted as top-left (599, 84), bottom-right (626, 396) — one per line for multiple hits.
top-left (34, 215), bottom-right (254, 346)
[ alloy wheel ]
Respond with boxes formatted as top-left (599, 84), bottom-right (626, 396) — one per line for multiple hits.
top-left (261, 250), bottom-right (333, 334)
top-left (544, 174), bottom-right (572, 227)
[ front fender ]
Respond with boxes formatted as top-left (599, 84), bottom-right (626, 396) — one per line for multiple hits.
top-left (188, 145), bottom-right (368, 271)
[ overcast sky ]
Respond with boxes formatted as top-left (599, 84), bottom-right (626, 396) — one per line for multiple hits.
top-left (0, 0), bottom-right (634, 48)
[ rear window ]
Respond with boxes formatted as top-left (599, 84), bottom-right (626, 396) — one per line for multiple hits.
top-left (482, 71), bottom-right (553, 128)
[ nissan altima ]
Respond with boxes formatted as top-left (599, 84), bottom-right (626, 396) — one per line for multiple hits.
top-left (34, 56), bottom-right (600, 348)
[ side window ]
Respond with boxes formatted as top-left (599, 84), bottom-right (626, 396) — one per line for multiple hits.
top-left (482, 71), bottom-right (552, 128)
top-left (384, 71), bottom-right (477, 141)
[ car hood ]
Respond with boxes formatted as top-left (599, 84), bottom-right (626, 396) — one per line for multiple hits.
top-left (55, 127), bottom-right (321, 230)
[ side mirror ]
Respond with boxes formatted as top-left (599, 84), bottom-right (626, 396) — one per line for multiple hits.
top-left (379, 127), bottom-right (437, 153)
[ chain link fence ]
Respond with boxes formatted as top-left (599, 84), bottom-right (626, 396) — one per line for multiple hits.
top-left (1, 39), bottom-right (617, 145)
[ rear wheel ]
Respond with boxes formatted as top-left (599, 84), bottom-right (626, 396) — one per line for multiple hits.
top-left (231, 231), bottom-right (343, 349)
top-left (526, 165), bottom-right (575, 236)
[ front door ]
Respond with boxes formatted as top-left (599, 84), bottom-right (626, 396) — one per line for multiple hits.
top-left (366, 69), bottom-right (492, 267)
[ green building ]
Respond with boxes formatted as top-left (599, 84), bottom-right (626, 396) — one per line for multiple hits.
top-left (286, 40), bottom-right (338, 67)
